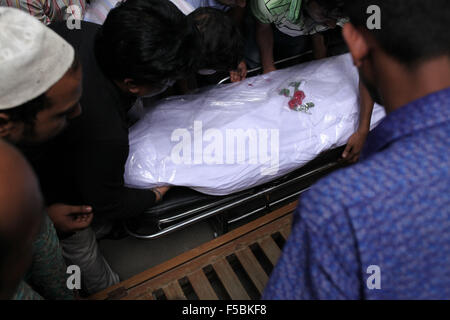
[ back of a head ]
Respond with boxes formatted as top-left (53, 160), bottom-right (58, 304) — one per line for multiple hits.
top-left (343, 0), bottom-right (450, 67)
top-left (188, 7), bottom-right (244, 71)
top-left (0, 140), bottom-right (42, 299)
top-left (95, 0), bottom-right (201, 85)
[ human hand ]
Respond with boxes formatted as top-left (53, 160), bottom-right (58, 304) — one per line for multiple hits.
top-left (153, 186), bottom-right (171, 203)
top-left (230, 61), bottom-right (248, 83)
top-left (341, 130), bottom-right (369, 163)
top-left (47, 203), bottom-right (93, 233)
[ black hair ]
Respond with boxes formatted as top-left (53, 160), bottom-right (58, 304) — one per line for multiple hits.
top-left (188, 7), bottom-right (244, 72)
top-left (94, 0), bottom-right (201, 85)
top-left (304, 0), bottom-right (345, 20)
top-left (0, 94), bottom-right (51, 127)
top-left (343, 0), bottom-right (450, 67)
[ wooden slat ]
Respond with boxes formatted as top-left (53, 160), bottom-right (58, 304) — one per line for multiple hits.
top-left (122, 287), bottom-right (156, 300)
top-left (235, 247), bottom-right (268, 294)
top-left (279, 226), bottom-right (291, 242)
top-left (118, 211), bottom-right (291, 300)
top-left (135, 289), bottom-right (155, 300)
top-left (162, 281), bottom-right (186, 300)
top-left (91, 201), bottom-right (296, 300)
top-left (258, 237), bottom-right (282, 266)
top-left (188, 270), bottom-right (218, 300)
top-left (213, 259), bottom-right (250, 300)
top-left (120, 213), bottom-right (292, 300)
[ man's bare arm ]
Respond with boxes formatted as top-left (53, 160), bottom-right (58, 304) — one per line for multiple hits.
top-left (357, 81), bottom-right (375, 133)
top-left (311, 33), bottom-right (327, 60)
top-left (255, 21), bottom-right (276, 74)
top-left (342, 81), bottom-right (375, 162)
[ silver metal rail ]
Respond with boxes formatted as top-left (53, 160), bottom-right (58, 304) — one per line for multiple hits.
top-left (226, 187), bottom-right (310, 225)
top-left (156, 193), bottom-right (249, 225)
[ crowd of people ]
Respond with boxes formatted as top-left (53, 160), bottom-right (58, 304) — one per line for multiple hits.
top-left (0, 0), bottom-right (449, 300)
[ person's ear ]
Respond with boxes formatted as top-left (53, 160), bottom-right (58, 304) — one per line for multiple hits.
top-left (342, 23), bottom-right (370, 68)
top-left (123, 78), bottom-right (140, 95)
top-left (0, 113), bottom-right (14, 138)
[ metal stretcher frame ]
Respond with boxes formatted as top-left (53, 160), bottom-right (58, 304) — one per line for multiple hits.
top-left (125, 160), bottom-right (340, 239)
top-left (124, 51), bottom-right (345, 240)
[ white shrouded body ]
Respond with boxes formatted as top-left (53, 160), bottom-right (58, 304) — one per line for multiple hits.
top-left (124, 54), bottom-right (386, 195)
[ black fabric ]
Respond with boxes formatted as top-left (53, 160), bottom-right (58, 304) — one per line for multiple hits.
top-left (29, 21), bottom-right (156, 222)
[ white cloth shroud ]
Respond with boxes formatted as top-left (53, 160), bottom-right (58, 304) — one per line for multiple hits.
top-left (124, 54), bottom-right (386, 195)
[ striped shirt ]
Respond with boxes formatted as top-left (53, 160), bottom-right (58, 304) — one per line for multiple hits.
top-left (250, 0), bottom-right (347, 36)
top-left (0, 0), bottom-right (86, 24)
top-left (83, 0), bottom-right (121, 25)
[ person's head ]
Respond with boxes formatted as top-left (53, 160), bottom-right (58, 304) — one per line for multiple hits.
top-left (0, 60), bottom-right (82, 145)
top-left (0, 8), bottom-right (82, 145)
top-left (304, 0), bottom-right (344, 29)
top-left (342, 0), bottom-right (450, 108)
top-left (0, 140), bottom-right (43, 299)
top-left (188, 7), bottom-right (244, 72)
top-left (95, 0), bottom-right (201, 97)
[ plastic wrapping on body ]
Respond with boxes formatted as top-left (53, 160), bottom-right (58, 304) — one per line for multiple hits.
top-left (124, 53), bottom-right (386, 195)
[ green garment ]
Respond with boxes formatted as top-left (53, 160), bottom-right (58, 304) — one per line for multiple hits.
top-left (12, 214), bottom-right (74, 300)
top-left (266, 0), bottom-right (302, 23)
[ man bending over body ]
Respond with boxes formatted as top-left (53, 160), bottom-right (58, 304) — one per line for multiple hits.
top-left (30, 0), bottom-right (201, 295)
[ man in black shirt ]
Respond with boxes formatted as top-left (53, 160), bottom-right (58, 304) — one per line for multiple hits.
top-left (37, 0), bottom-right (200, 295)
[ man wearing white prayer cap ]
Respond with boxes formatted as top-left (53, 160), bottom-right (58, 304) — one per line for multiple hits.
top-left (0, 7), bottom-right (82, 143)
top-left (0, 7), bottom-right (94, 299)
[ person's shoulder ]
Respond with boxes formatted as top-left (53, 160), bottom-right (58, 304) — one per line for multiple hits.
top-left (377, 121), bottom-right (450, 182)
top-left (250, 0), bottom-right (273, 23)
top-left (304, 156), bottom-right (381, 204)
top-left (291, 160), bottom-right (372, 240)
top-left (304, 127), bottom-right (450, 215)
top-left (0, 140), bottom-right (29, 173)
top-left (0, 140), bottom-right (41, 212)
top-left (298, 161), bottom-right (374, 223)
top-left (49, 21), bottom-right (100, 47)
top-left (72, 103), bottom-right (129, 145)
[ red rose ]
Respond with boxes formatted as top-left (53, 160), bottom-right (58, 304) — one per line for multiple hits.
top-left (294, 90), bottom-right (305, 102)
top-left (288, 99), bottom-right (297, 109)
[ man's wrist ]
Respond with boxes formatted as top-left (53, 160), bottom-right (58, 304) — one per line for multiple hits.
top-left (357, 125), bottom-right (370, 135)
top-left (262, 62), bottom-right (276, 73)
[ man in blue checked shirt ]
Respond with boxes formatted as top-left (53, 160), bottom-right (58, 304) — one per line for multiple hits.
top-left (263, 0), bottom-right (450, 300)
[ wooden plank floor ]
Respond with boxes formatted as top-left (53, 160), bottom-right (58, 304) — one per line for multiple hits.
top-left (90, 201), bottom-right (296, 300)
